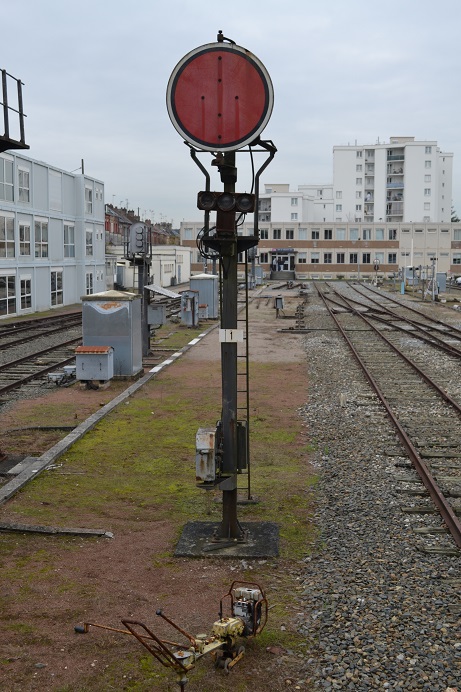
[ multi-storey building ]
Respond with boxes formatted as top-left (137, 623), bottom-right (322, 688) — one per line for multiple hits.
top-left (180, 136), bottom-right (459, 280)
top-left (332, 136), bottom-right (453, 224)
top-left (181, 217), bottom-right (461, 279)
top-left (0, 151), bottom-right (106, 318)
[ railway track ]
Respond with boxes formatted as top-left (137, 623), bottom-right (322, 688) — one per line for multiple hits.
top-left (0, 337), bottom-right (81, 398)
top-left (315, 281), bottom-right (461, 554)
top-left (0, 312), bottom-right (82, 351)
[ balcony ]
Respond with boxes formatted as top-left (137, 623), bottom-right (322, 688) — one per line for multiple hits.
top-left (387, 153), bottom-right (405, 161)
top-left (387, 181), bottom-right (404, 189)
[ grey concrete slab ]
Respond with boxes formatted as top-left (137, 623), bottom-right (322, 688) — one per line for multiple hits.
top-left (174, 521), bottom-right (279, 558)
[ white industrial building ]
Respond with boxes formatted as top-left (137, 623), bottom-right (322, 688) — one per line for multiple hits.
top-left (180, 136), bottom-right (461, 279)
top-left (115, 245), bottom-right (192, 291)
top-left (0, 151), bottom-right (106, 318)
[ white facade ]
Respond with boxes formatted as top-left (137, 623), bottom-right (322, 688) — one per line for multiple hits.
top-left (257, 137), bottom-right (453, 226)
top-left (332, 136), bottom-right (453, 224)
top-left (180, 218), bottom-right (461, 279)
top-left (116, 246), bottom-right (192, 291)
top-left (0, 151), bottom-right (105, 318)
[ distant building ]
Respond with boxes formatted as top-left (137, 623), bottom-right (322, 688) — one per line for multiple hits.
top-left (0, 151), bottom-right (105, 318)
top-left (180, 136), bottom-right (460, 279)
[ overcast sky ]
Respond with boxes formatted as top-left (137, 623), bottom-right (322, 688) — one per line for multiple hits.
top-left (2, 0), bottom-right (461, 226)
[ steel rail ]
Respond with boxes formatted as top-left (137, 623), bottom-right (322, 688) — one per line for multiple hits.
top-left (0, 337), bottom-right (81, 396)
top-left (0, 318), bottom-right (82, 351)
top-left (324, 284), bottom-right (461, 359)
top-left (315, 283), bottom-right (461, 549)
top-left (347, 282), bottom-right (461, 342)
top-left (351, 281), bottom-right (461, 337)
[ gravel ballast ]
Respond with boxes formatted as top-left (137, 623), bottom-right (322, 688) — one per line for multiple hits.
top-left (297, 295), bottom-right (461, 691)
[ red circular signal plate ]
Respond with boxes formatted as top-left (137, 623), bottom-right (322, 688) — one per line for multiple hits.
top-left (167, 42), bottom-right (274, 152)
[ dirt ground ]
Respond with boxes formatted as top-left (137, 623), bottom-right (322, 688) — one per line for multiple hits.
top-left (0, 289), bottom-right (316, 691)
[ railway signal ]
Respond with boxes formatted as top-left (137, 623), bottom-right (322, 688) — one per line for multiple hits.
top-left (166, 32), bottom-right (277, 555)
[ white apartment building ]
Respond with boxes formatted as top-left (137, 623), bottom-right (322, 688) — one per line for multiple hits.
top-left (0, 152), bottom-right (106, 318)
top-left (333, 136), bottom-right (453, 224)
top-left (259, 137), bottom-right (453, 226)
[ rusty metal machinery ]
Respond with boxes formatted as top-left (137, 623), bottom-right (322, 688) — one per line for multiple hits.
top-left (75, 580), bottom-right (268, 690)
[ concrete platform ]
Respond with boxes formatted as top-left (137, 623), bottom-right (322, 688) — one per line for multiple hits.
top-left (174, 521), bottom-right (279, 558)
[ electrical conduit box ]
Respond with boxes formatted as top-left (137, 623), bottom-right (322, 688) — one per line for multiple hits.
top-left (75, 346), bottom-right (114, 382)
top-left (195, 428), bottom-right (217, 484)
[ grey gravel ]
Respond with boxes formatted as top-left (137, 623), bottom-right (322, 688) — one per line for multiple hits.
top-left (297, 286), bottom-right (461, 690)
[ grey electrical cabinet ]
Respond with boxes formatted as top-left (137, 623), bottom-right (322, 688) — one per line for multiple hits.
top-left (190, 273), bottom-right (219, 319)
top-left (81, 290), bottom-right (143, 377)
top-left (75, 346), bottom-right (114, 382)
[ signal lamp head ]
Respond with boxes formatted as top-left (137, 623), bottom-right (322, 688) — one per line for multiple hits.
top-left (236, 193), bottom-right (255, 213)
top-left (216, 192), bottom-right (236, 212)
top-left (197, 191), bottom-right (216, 211)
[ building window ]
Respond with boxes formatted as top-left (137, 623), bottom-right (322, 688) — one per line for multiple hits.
top-left (260, 229), bottom-right (269, 240)
top-left (425, 160), bottom-right (431, 169)
top-left (324, 252), bottom-right (332, 263)
top-left (298, 252), bottom-right (307, 263)
top-left (86, 229), bottom-right (93, 256)
top-left (20, 277), bottom-right (31, 309)
top-left (356, 191), bottom-right (362, 199)
top-left (259, 252), bottom-right (268, 263)
top-left (286, 229), bottom-right (294, 240)
top-left (336, 191), bottom-right (342, 199)
top-left (0, 157), bottom-right (14, 201)
top-left (85, 272), bottom-right (94, 295)
top-left (356, 165), bottom-right (362, 172)
top-left (336, 228), bottom-right (346, 240)
top-left (0, 275), bottom-right (15, 315)
top-left (291, 197), bottom-right (298, 206)
top-left (388, 253), bottom-right (397, 264)
top-left (356, 178), bottom-right (362, 185)
top-left (424, 188), bottom-right (431, 196)
top-left (356, 151), bottom-right (362, 158)
top-left (298, 228), bottom-right (307, 240)
top-left (375, 228), bottom-right (384, 240)
top-left (85, 186), bottom-right (93, 214)
top-left (356, 205), bottom-right (362, 211)
top-left (336, 253), bottom-right (345, 263)
top-left (375, 252), bottom-right (384, 263)
top-left (350, 228), bottom-right (359, 241)
top-left (19, 223), bottom-right (30, 255)
top-left (324, 229), bottom-right (332, 240)
top-left (64, 224), bottom-right (75, 257)
top-left (362, 228), bottom-right (371, 240)
top-left (425, 146), bottom-right (432, 154)
top-left (273, 228), bottom-right (281, 240)
top-left (291, 213), bottom-right (298, 221)
top-left (425, 175), bottom-right (431, 183)
top-left (51, 271), bottom-right (63, 305)
top-left (317, 189), bottom-right (323, 197)
top-left (0, 214), bottom-right (15, 257)
top-left (336, 204), bottom-right (342, 212)
top-left (388, 228), bottom-right (397, 240)
top-left (311, 252), bottom-right (319, 264)
top-left (311, 229), bottom-right (319, 240)
top-left (18, 168), bottom-right (30, 203)
top-left (362, 253), bottom-right (371, 264)
top-left (34, 220), bottom-right (48, 258)
top-left (183, 228), bottom-right (193, 240)
top-left (349, 253), bottom-right (358, 264)
top-left (453, 253), bottom-right (461, 265)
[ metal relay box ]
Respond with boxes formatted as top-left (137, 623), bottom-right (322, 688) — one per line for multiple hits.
top-left (195, 428), bottom-right (217, 483)
top-left (75, 346), bottom-right (114, 382)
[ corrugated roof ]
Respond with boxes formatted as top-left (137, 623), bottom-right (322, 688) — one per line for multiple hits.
top-left (144, 283), bottom-right (181, 299)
